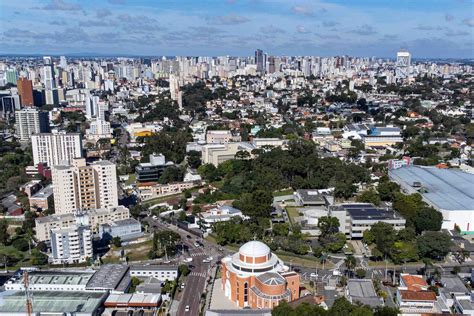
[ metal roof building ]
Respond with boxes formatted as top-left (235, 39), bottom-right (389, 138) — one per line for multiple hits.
top-left (389, 165), bottom-right (474, 233)
top-left (0, 291), bottom-right (107, 316)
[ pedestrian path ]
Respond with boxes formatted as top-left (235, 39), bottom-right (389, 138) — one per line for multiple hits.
top-left (190, 271), bottom-right (207, 278)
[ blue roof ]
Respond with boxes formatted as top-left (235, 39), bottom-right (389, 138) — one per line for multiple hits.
top-left (389, 166), bottom-right (474, 211)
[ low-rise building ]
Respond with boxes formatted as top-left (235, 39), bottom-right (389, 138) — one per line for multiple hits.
top-left (346, 279), bottom-right (384, 307)
top-left (104, 293), bottom-right (161, 314)
top-left (206, 130), bottom-right (241, 144)
top-left (330, 203), bottom-right (405, 239)
top-left (99, 218), bottom-right (142, 241)
top-left (129, 265), bottom-right (179, 282)
top-left (137, 181), bottom-right (196, 201)
top-left (198, 206), bottom-right (247, 232)
top-left (202, 142), bottom-right (253, 166)
top-left (135, 153), bottom-right (174, 183)
top-left (29, 184), bottom-right (53, 210)
top-left (396, 274), bottom-right (438, 314)
top-left (35, 205), bottom-right (130, 241)
top-left (0, 291), bottom-right (107, 316)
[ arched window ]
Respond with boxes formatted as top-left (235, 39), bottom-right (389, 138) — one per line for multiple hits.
top-left (244, 282), bottom-right (249, 302)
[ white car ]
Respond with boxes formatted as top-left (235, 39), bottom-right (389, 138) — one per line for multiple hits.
top-left (194, 242), bottom-right (200, 247)
top-left (185, 305), bottom-right (190, 312)
top-left (181, 283), bottom-right (185, 289)
top-left (202, 258), bottom-right (210, 263)
top-left (184, 257), bottom-right (193, 263)
top-left (310, 272), bottom-right (317, 279)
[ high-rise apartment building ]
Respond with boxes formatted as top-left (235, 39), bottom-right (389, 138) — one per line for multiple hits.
top-left (52, 158), bottom-right (118, 214)
top-left (15, 107), bottom-right (49, 141)
top-left (31, 130), bottom-right (83, 167)
top-left (17, 77), bottom-right (34, 107)
top-left (43, 56), bottom-right (59, 105)
top-left (50, 225), bottom-right (92, 264)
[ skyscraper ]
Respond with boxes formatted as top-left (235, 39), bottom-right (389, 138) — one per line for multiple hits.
top-left (255, 49), bottom-right (265, 74)
top-left (17, 77), bottom-right (34, 107)
top-left (15, 108), bottom-right (49, 141)
top-left (396, 50), bottom-right (411, 80)
top-left (52, 158), bottom-right (118, 214)
top-left (43, 56), bottom-right (59, 105)
top-left (31, 130), bottom-right (83, 167)
top-left (60, 55), bottom-right (67, 69)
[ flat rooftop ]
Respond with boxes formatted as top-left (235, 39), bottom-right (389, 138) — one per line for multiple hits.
top-left (336, 203), bottom-right (403, 221)
top-left (0, 291), bottom-right (106, 314)
top-left (389, 166), bottom-right (474, 211)
top-left (28, 271), bottom-right (94, 286)
top-left (86, 264), bottom-right (129, 290)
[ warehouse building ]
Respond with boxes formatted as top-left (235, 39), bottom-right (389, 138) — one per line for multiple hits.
top-left (389, 165), bottom-right (474, 233)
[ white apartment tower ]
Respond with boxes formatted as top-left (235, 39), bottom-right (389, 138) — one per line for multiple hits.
top-left (43, 56), bottom-right (59, 105)
top-left (31, 130), bottom-right (83, 167)
top-left (52, 158), bottom-right (118, 214)
top-left (50, 225), bottom-right (92, 264)
top-left (15, 108), bottom-right (48, 142)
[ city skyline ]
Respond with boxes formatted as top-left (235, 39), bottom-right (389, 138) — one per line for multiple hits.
top-left (1, 0), bottom-right (473, 58)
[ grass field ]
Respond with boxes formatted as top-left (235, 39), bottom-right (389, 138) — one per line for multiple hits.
top-left (285, 206), bottom-right (301, 226)
top-left (272, 189), bottom-right (294, 197)
top-left (275, 250), bottom-right (334, 269)
top-left (102, 239), bottom-right (154, 263)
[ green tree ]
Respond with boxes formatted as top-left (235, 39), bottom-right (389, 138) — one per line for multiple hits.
top-left (187, 150), bottom-right (202, 169)
top-left (273, 223), bottom-right (290, 236)
top-left (413, 207), bottom-right (442, 233)
top-left (417, 231), bottom-right (453, 259)
top-left (129, 276), bottom-right (142, 293)
top-left (178, 264), bottom-right (190, 276)
top-left (355, 268), bottom-right (367, 279)
top-left (345, 255), bottom-right (357, 276)
top-left (370, 222), bottom-right (396, 256)
top-left (112, 236), bottom-right (122, 248)
top-left (30, 249), bottom-right (48, 265)
top-left (356, 188), bottom-right (381, 206)
top-left (391, 241), bottom-right (419, 264)
top-left (377, 181), bottom-right (400, 201)
top-left (0, 220), bottom-right (9, 245)
top-left (317, 216), bottom-right (340, 236)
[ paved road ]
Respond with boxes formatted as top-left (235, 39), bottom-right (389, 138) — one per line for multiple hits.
top-left (177, 244), bottom-right (209, 315)
top-left (142, 217), bottom-right (221, 315)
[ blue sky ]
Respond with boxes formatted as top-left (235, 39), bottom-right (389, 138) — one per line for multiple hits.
top-left (0, 0), bottom-right (473, 58)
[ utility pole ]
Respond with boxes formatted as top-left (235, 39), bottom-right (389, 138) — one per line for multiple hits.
top-left (24, 271), bottom-right (33, 316)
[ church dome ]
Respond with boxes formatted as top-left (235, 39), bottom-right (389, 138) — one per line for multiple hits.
top-left (239, 241), bottom-right (271, 258)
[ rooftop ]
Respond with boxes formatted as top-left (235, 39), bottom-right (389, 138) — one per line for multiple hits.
top-left (256, 272), bottom-right (285, 285)
top-left (336, 203), bottom-right (404, 221)
top-left (131, 265), bottom-right (179, 271)
top-left (239, 241), bottom-right (271, 258)
top-left (389, 166), bottom-right (474, 211)
top-left (86, 264), bottom-right (129, 290)
top-left (399, 290), bottom-right (437, 302)
top-left (0, 291), bottom-right (106, 314)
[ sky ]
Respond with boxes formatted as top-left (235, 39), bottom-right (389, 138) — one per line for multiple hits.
top-left (0, 0), bottom-right (473, 58)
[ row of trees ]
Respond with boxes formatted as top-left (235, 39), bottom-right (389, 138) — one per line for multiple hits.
top-left (273, 298), bottom-right (398, 316)
top-left (363, 222), bottom-right (453, 263)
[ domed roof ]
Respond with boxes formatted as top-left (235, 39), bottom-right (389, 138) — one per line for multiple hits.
top-left (239, 241), bottom-right (271, 258)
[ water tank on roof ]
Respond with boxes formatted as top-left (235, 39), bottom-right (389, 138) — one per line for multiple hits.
top-left (150, 153), bottom-right (166, 166)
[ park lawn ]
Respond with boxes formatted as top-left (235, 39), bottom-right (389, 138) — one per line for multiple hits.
top-left (272, 189), bottom-right (294, 197)
top-left (104, 239), bottom-right (154, 263)
top-left (124, 173), bottom-right (136, 186)
top-left (275, 250), bottom-right (334, 269)
top-left (143, 193), bottom-right (183, 207)
top-left (285, 207), bottom-right (301, 226)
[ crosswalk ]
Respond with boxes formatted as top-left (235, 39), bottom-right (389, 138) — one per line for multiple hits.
top-left (190, 272), bottom-right (207, 278)
top-left (190, 251), bottom-right (207, 257)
